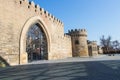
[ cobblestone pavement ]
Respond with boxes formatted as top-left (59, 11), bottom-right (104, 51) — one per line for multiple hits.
top-left (0, 59), bottom-right (120, 80)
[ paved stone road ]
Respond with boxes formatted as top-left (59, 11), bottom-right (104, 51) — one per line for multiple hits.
top-left (0, 60), bottom-right (120, 80)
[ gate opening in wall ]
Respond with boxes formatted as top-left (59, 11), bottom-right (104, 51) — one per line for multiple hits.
top-left (26, 23), bottom-right (48, 62)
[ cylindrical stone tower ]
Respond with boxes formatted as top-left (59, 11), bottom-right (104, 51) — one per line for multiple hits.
top-left (68, 29), bottom-right (89, 57)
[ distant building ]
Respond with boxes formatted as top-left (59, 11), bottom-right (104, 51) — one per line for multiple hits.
top-left (88, 41), bottom-right (98, 56)
top-left (0, 0), bottom-right (100, 66)
top-left (97, 46), bottom-right (103, 54)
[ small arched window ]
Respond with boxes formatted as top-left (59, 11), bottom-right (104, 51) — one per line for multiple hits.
top-left (20, 1), bottom-right (22, 4)
top-left (75, 40), bottom-right (79, 45)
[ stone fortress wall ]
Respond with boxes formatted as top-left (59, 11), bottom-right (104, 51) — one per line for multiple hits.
top-left (0, 0), bottom-right (99, 66)
top-left (0, 0), bottom-right (72, 65)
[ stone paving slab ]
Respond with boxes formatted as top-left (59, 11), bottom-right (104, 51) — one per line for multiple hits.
top-left (0, 60), bottom-right (120, 80)
top-left (0, 54), bottom-right (120, 80)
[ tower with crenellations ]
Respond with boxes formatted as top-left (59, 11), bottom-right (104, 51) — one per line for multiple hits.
top-left (68, 29), bottom-right (89, 57)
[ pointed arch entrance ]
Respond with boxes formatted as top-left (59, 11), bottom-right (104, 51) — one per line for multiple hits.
top-left (26, 23), bottom-right (48, 62)
top-left (20, 16), bottom-right (51, 64)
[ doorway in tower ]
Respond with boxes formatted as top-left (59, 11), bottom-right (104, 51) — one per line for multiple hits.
top-left (26, 23), bottom-right (48, 62)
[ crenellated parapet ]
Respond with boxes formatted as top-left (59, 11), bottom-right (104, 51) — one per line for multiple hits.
top-left (91, 41), bottom-right (97, 44)
top-left (88, 41), bottom-right (97, 45)
top-left (68, 29), bottom-right (87, 37)
top-left (19, 0), bottom-right (63, 27)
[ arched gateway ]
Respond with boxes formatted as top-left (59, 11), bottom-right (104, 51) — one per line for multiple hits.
top-left (20, 16), bottom-right (50, 64)
top-left (26, 23), bottom-right (48, 61)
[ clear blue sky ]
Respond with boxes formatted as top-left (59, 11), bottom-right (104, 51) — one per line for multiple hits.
top-left (29, 0), bottom-right (120, 44)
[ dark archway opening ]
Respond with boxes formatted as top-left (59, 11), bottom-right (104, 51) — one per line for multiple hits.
top-left (26, 23), bottom-right (48, 62)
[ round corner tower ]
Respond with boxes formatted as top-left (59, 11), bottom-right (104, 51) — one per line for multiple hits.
top-left (68, 29), bottom-right (89, 57)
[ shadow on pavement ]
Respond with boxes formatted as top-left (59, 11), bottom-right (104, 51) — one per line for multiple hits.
top-left (0, 60), bottom-right (120, 80)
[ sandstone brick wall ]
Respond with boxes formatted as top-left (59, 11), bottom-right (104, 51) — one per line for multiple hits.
top-left (68, 29), bottom-right (89, 57)
top-left (88, 41), bottom-right (98, 56)
top-left (0, 0), bottom-right (72, 65)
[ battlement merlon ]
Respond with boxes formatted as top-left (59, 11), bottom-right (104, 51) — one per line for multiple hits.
top-left (91, 41), bottom-right (97, 45)
top-left (19, 0), bottom-right (64, 27)
top-left (68, 29), bottom-right (87, 36)
top-left (88, 40), bottom-right (97, 45)
top-left (69, 29), bottom-right (87, 33)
